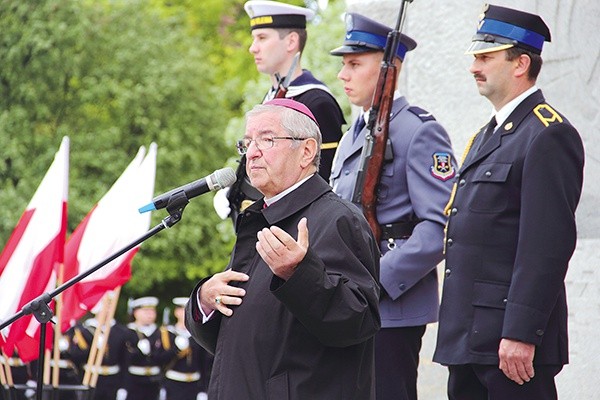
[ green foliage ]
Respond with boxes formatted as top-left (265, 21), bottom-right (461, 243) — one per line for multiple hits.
top-left (0, 0), bottom-right (352, 320)
top-left (0, 0), bottom-right (234, 304)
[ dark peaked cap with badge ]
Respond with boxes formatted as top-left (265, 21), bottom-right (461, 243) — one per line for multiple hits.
top-left (330, 13), bottom-right (416, 61)
top-left (466, 3), bottom-right (551, 55)
top-left (244, 0), bottom-right (315, 30)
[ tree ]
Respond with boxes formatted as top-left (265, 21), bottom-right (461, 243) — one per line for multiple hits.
top-left (0, 0), bottom-right (235, 306)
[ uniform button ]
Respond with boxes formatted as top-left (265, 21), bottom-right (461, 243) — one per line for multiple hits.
top-left (344, 170), bottom-right (350, 175)
top-left (446, 238), bottom-right (453, 247)
top-left (502, 298), bottom-right (507, 304)
top-left (536, 329), bottom-right (544, 336)
top-left (399, 283), bottom-right (406, 291)
top-left (451, 208), bottom-right (458, 215)
top-left (485, 171), bottom-right (492, 177)
top-left (445, 268), bottom-right (451, 278)
top-left (459, 179), bottom-right (466, 186)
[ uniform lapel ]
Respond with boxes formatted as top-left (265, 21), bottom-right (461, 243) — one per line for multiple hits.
top-left (461, 90), bottom-right (545, 173)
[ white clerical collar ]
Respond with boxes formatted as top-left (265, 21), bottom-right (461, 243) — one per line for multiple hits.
top-left (264, 174), bottom-right (314, 206)
top-left (493, 85), bottom-right (538, 130)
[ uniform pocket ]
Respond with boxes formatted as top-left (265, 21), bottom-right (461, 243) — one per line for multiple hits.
top-left (469, 162), bottom-right (512, 213)
top-left (469, 280), bottom-right (510, 354)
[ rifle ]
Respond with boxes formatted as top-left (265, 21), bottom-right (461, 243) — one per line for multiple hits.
top-left (273, 51), bottom-right (301, 99)
top-left (351, 1), bottom-right (413, 243)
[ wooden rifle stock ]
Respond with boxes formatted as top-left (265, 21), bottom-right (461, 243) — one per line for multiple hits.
top-left (351, 1), bottom-right (412, 243)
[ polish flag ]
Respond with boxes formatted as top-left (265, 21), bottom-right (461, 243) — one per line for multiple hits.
top-left (0, 137), bottom-right (69, 360)
top-left (60, 143), bottom-right (157, 332)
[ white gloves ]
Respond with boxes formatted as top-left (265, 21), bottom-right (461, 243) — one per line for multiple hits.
top-left (116, 388), bottom-right (127, 400)
top-left (137, 338), bottom-right (151, 355)
top-left (58, 337), bottom-right (69, 352)
top-left (96, 334), bottom-right (104, 349)
top-left (197, 392), bottom-right (208, 400)
top-left (25, 380), bottom-right (36, 399)
top-left (174, 335), bottom-right (189, 351)
top-left (213, 187), bottom-right (231, 220)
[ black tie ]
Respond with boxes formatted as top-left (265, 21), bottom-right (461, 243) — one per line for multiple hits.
top-left (353, 115), bottom-right (366, 142)
top-left (478, 116), bottom-right (497, 151)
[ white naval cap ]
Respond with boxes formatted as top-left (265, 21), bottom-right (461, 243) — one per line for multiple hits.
top-left (128, 296), bottom-right (159, 310)
top-left (244, 0), bottom-right (315, 30)
top-left (172, 297), bottom-right (188, 307)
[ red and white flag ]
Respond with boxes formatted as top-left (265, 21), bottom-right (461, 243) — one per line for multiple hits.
top-left (0, 137), bottom-right (69, 361)
top-left (60, 143), bottom-right (157, 332)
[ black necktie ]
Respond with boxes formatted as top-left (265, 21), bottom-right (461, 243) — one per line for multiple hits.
top-left (353, 115), bottom-right (366, 142)
top-left (478, 116), bottom-right (497, 151)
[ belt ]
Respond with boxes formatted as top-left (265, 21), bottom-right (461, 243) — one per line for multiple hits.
top-left (165, 370), bottom-right (201, 383)
top-left (84, 365), bottom-right (120, 375)
top-left (49, 359), bottom-right (76, 369)
top-left (128, 366), bottom-right (161, 376)
top-left (380, 221), bottom-right (419, 240)
top-left (0, 356), bottom-right (26, 367)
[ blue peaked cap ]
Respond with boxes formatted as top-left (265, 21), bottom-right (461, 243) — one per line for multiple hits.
top-left (330, 13), bottom-right (416, 61)
top-left (466, 4), bottom-right (551, 55)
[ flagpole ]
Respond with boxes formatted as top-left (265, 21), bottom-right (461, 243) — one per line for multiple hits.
top-left (0, 349), bottom-right (11, 388)
top-left (0, 171), bottom-right (192, 400)
top-left (89, 287), bottom-right (120, 389)
top-left (51, 264), bottom-right (65, 397)
top-left (82, 292), bottom-right (110, 386)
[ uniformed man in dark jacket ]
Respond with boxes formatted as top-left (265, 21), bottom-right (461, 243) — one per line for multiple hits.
top-left (121, 297), bottom-right (175, 400)
top-left (162, 297), bottom-right (212, 400)
top-left (433, 5), bottom-right (585, 400)
top-left (67, 310), bottom-right (129, 400)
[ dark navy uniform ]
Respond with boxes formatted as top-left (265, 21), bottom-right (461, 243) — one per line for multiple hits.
top-left (162, 325), bottom-right (212, 400)
top-left (162, 297), bottom-right (212, 400)
top-left (0, 352), bottom-right (30, 400)
top-left (122, 297), bottom-right (176, 400)
top-left (67, 319), bottom-right (129, 400)
top-left (329, 13), bottom-right (455, 400)
top-left (433, 5), bottom-right (585, 400)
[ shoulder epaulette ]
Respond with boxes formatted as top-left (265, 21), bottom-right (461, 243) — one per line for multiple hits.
top-left (533, 103), bottom-right (563, 127)
top-left (407, 106), bottom-right (436, 122)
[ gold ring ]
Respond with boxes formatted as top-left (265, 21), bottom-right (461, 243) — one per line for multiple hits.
top-left (215, 296), bottom-right (221, 305)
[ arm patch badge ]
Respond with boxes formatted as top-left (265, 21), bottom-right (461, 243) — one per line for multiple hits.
top-left (431, 152), bottom-right (456, 181)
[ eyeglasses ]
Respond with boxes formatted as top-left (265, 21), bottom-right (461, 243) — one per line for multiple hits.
top-left (236, 135), bottom-right (308, 155)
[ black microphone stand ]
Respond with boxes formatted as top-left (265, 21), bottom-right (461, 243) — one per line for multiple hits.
top-left (0, 192), bottom-right (191, 400)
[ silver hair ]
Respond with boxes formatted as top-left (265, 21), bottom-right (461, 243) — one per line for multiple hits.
top-left (246, 104), bottom-right (322, 170)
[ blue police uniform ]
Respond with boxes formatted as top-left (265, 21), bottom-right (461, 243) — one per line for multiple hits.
top-left (433, 5), bottom-right (585, 400)
top-left (330, 13), bottom-right (456, 400)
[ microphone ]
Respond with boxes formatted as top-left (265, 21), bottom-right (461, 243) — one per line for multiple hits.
top-left (139, 167), bottom-right (237, 213)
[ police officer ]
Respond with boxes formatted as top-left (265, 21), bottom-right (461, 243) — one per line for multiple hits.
top-left (329, 13), bottom-right (455, 400)
top-left (214, 0), bottom-right (345, 223)
top-left (433, 5), bottom-right (584, 400)
top-left (67, 308), bottom-right (129, 400)
top-left (121, 297), bottom-right (174, 400)
top-left (162, 298), bottom-right (212, 400)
